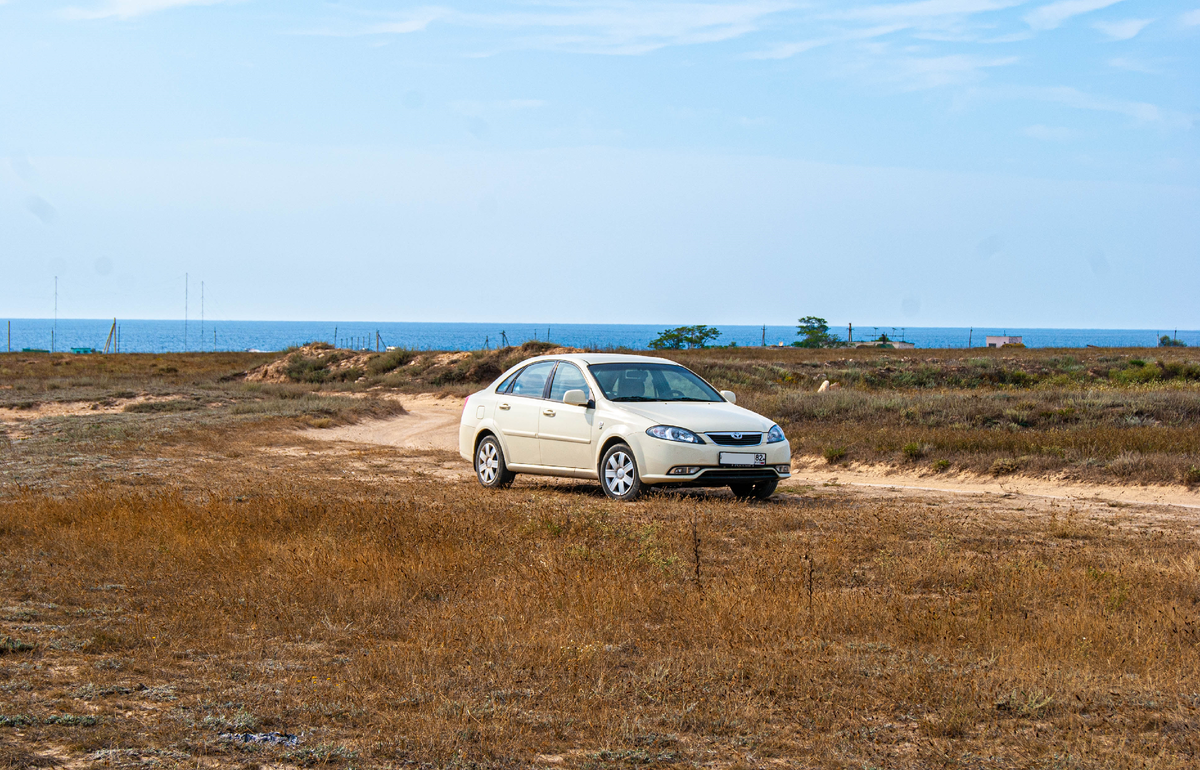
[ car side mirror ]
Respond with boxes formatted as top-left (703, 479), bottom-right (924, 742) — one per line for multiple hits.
top-left (563, 389), bottom-right (590, 407)
top-left (720, 390), bottom-right (736, 404)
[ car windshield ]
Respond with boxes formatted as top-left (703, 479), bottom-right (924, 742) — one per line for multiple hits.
top-left (588, 363), bottom-right (723, 403)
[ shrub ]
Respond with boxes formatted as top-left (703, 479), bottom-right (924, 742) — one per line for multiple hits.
top-left (1185, 466), bottom-right (1200, 487)
top-left (285, 353), bottom-right (333, 384)
top-left (902, 441), bottom-right (927, 460)
top-left (823, 446), bottom-right (847, 464)
top-left (990, 458), bottom-right (1021, 476)
top-left (367, 349), bottom-right (415, 375)
top-left (932, 459), bottom-right (950, 472)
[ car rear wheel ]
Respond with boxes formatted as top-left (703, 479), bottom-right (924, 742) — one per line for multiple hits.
top-left (601, 443), bottom-right (643, 502)
top-left (729, 479), bottom-right (778, 500)
top-left (475, 435), bottom-right (515, 489)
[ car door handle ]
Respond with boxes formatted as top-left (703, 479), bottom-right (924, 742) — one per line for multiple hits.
top-left (498, 403), bottom-right (511, 411)
top-left (543, 409), bottom-right (556, 417)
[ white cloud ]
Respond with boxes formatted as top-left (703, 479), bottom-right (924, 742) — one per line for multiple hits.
top-left (1093, 17), bottom-right (1152, 39)
top-left (63, 0), bottom-right (235, 20)
top-left (888, 53), bottom-right (1018, 89)
top-left (324, 2), bottom-right (795, 55)
top-left (1023, 124), bottom-right (1075, 140)
top-left (836, 0), bottom-right (1029, 23)
top-left (1108, 56), bottom-right (1159, 74)
top-left (1182, 9), bottom-right (1200, 26)
top-left (1008, 85), bottom-right (1185, 125)
top-left (1023, 0), bottom-right (1124, 31)
top-left (748, 23), bottom-right (905, 60)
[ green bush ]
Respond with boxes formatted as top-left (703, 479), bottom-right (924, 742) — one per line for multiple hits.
top-left (368, 349), bottom-right (415, 375)
top-left (823, 446), bottom-right (847, 464)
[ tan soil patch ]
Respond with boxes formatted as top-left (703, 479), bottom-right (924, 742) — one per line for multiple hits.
top-left (787, 456), bottom-right (1200, 511)
top-left (305, 393), bottom-right (464, 453)
top-left (0, 395), bottom-right (177, 423)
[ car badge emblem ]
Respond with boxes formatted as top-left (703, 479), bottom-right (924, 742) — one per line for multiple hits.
top-left (732, 433), bottom-right (743, 440)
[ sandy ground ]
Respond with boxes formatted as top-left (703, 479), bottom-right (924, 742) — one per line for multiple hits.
top-left (789, 458), bottom-right (1200, 510)
top-left (306, 393), bottom-right (464, 453)
top-left (0, 395), bottom-right (179, 423)
top-left (302, 396), bottom-right (1200, 516)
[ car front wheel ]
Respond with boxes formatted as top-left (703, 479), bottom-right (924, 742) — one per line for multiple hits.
top-left (475, 435), bottom-right (515, 489)
top-left (600, 443), bottom-right (643, 502)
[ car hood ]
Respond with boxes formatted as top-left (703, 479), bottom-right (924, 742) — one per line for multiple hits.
top-left (607, 400), bottom-right (774, 433)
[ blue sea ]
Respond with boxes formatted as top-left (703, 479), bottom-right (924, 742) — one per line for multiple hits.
top-left (1, 319), bottom-right (1196, 354)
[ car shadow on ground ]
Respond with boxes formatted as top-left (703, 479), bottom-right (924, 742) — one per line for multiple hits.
top-left (511, 478), bottom-right (805, 505)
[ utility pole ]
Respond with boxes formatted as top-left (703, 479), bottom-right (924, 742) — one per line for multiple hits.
top-left (968, 328), bottom-right (973, 348)
top-left (200, 281), bottom-right (204, 352)
top-left (501, 330), bottom-right (508, 346)
top-left (762, 325), bottom-right (766, 347)
top-left (184, 273), bottom-right (189, 352)
top-left (848, 323), bottom-right (853, 343)
top-left (53, 276), bottom-right (57, 353)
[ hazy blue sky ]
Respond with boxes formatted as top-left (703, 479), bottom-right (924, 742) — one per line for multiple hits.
top-left (2, 0), bottom-right (1197, 328)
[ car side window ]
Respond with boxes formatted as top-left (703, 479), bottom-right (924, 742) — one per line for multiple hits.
top-left (496, 369), bottom-right (521, 394)
top-left (509, 361), bottom-right (556, 398)
top-left (548, 362), bottom-right (590, 403)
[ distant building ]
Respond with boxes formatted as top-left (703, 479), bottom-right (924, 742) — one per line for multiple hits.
top-left (986, 336), bottom-right (1023, 348)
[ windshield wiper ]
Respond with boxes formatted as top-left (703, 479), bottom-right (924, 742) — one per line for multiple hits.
top-left (610, 396), bottom-right (657, 402)
top-left (668, 397), bottom-right (717, 402)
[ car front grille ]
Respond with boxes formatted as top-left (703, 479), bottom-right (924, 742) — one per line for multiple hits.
top-left (706, 432), bottom-right (763, 446)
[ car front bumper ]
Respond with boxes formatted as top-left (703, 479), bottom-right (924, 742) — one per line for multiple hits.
top-left (635, 438), bottom-right (792, 485)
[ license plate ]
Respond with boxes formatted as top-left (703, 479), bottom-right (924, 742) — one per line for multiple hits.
top-left (719, 452), bottom-right (767, 467)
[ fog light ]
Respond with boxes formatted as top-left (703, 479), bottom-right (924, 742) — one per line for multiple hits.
top-left (776, 465), bottom-right (791, 474)
top-left (668, 466), bottom-right (701, 475)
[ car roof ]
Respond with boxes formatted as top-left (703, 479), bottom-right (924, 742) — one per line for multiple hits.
top-left (528, 352), bottom-right (676, 366)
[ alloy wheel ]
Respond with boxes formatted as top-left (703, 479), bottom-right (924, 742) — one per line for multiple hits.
top-left (477, 442), bottom-right (499, 484)
top-left (605, 451), bottom-right (635, 496)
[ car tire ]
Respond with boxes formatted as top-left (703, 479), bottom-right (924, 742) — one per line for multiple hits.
top-left (475, 435), bottom-right (515, 489)
top-left (729, 479), bottom-right (778, 500)
top-left (600, 443), bottom-right (643, 502)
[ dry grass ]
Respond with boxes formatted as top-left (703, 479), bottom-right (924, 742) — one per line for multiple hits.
top-left (2, 472), bottom-right (1198, 768)
top-left (3, 349), bottom-right (1199, 766)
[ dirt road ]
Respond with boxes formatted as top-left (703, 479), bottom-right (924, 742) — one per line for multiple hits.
top-left (308, 393), bottom-right (464, 453)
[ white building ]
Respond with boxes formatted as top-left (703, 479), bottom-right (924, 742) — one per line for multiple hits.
top-left (986, 335), bottom-right (1023, 348)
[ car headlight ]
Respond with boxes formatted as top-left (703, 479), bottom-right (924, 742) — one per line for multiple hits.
top-left (766, 425), bottom-right (786, 444)
top-left (646, 425), bottom-right (705, 444)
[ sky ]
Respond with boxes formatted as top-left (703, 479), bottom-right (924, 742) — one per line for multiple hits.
top-left (1, 0), bottom-right (1197, 328)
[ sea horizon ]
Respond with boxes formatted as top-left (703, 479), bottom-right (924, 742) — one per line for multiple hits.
top-left (2, 319), bottom-right (1196, 354)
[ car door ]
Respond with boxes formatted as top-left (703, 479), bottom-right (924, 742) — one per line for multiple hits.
top-left (539, 362), bottom-right (596, 472)
top-left (493, 360), bottom-right (555, 466)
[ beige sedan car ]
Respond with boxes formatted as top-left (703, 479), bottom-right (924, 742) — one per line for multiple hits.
top-left (459, 353), bottom-right (791, 501)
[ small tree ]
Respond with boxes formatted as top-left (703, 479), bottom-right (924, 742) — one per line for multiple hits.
top-left (649, 325), bottom-right (722, 350)
top-left (1160, 335), bottom-right (1187, 348)
top-left (794, 316), bottom-right (843, 348)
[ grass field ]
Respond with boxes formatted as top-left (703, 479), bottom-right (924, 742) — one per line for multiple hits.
top-left (3, 459), bottom-right (1199, 768)
top-left (5, 344), bottom-right (1197, 487)
top-left (1, 346), bottom-right (1199, 767)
